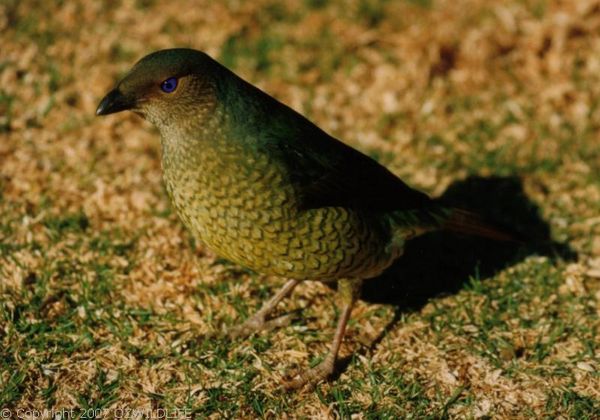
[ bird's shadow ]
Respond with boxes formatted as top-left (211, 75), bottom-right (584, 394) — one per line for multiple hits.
top-left (361, 175), bottom-right (575, 310)
top-left (327, 176), bottom-right (575, 378)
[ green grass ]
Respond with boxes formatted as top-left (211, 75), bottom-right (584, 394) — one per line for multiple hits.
top-left (220, 31), bottom-right (284, 73)
top-left (1, 0), bottom-right (600, 417)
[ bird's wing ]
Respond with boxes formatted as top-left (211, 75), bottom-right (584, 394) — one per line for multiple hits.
top-left (267, 126), bottom-right (517, 242)
top-left (229, 77), bottom-right (432, 213)
top-left (264, 113), bottom-right (432, 212)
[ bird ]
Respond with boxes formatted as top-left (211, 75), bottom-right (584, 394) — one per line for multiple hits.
top-left (96, 48), bottom-right (512, 389)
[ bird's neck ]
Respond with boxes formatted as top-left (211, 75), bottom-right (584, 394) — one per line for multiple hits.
top-left (159, 106), bottom-right (222, 165)
top-left (157, 72), bottom-right (278, 184)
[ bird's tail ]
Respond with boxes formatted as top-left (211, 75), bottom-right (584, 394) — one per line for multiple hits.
top-left (391, 207), bottom-right (517, 242)
top-left (440, 208), bottom-right (516, 242)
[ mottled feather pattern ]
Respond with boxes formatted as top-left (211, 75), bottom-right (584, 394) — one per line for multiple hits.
top-left (107, 49), bottom-right (509, 284)
top-left (137, 54), bottom-right (442, 282)
top-left (96, 48), bottom-right (514, 387)
top-left (160, 106), bottom-right (400, 281)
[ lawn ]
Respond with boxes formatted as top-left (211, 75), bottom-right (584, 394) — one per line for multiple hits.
top-left (1, 0), bottom-right (599, 417)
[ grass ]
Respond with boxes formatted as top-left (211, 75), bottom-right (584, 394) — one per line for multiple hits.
top-left (1, 0), bottom-right (600, 417)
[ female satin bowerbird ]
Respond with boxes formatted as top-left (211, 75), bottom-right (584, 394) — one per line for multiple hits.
top-left (97, 48), bottom-right (512, 388)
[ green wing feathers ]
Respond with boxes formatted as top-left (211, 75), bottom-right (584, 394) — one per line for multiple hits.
top-left (229, 74), bottom-right (514, 244)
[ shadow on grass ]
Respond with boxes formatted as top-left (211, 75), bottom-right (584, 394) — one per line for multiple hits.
top-left (327, 176), bottom-right (576, 379)
top-left (361, 175), bottom-right (575, 308)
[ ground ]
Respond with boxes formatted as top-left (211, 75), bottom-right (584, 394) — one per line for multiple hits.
top-left (1, 0), bottom-right (599, 418)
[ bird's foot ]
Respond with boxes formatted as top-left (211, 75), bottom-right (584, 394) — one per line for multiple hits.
top-left (228, 313), bottom-right (294, 339)
top-left (283, 355), bottom-right (335, 390)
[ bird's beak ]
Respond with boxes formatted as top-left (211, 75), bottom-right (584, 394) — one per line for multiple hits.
top-left (96, 88), bottom-right (136, 116)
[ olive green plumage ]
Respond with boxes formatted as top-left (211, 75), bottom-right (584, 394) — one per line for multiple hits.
top-left (98, 48), bottom-right (452, 281)
top-left (97, 48), bottom-right (509, 387)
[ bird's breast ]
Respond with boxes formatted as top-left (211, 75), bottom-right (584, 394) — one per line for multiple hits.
top-left (161, 136), bottom-right (302, 268)
top-left (160, 132), bottom-right (398, 281)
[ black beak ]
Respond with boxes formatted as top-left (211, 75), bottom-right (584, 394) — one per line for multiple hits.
top-left (96, 89), bottom-right (135, 116)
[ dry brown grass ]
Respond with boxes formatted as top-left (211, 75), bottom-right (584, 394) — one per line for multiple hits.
top-left (1, 0), bottom-right (599, 417)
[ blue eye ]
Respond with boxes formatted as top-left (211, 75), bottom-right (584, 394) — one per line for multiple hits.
top-left (160, 77), bottom-right (178, 93)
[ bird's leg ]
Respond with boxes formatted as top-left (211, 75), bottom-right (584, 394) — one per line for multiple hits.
top-left (229, 278), bottom-right (301, 338)
top-left (283, 278), bottom-right (362, 390)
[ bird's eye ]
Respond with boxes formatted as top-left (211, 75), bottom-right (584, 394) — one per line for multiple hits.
top-left (160, 77), bottom-right (178, 93)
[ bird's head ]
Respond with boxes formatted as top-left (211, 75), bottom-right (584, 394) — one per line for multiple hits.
top-left (96, 48), bottom-right (218, 128)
